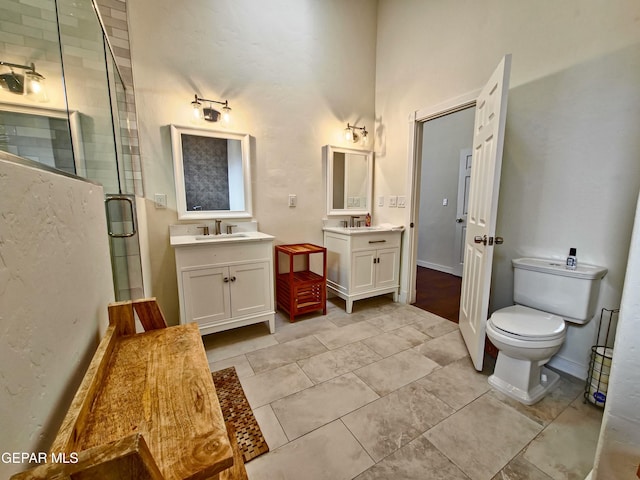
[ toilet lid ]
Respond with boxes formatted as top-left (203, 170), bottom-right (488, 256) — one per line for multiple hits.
top-left (490, 305), bottom-right (565, 338)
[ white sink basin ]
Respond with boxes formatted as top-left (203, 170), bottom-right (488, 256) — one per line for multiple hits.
top-left (322, 225), bottom-right (404, 235)
top-left (170, 230), bottom-right (274, 247)
top-left (195, 233), bottom-right (248, 240)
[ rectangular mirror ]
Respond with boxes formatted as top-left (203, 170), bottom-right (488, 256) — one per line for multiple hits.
top-left (325, 145), bottom-right (373, 216)
top-left (171, 125), bottom-right (252, 220)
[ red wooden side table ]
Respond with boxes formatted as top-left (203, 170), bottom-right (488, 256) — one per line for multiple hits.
top-left (275, 243), bottom-right (327, 322)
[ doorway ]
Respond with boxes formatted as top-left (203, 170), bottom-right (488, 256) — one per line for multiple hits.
top-left (412, 106), bottom-right (475, 323)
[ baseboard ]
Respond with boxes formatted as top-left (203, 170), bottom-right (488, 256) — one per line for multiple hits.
top-left (548, 354), bottom-right (588, 380)
top-left (416, 260), bottom-right (457, 276)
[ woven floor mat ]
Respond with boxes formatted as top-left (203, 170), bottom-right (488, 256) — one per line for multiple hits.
top-left (211, 366), bottom-right (269, 462)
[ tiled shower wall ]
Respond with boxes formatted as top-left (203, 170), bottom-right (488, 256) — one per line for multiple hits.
top-left (0, 0), bottom-right (143, 196)
top-left (95, 0), bottom-right (143, 196)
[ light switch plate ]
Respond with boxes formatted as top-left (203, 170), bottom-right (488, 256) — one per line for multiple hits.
top-left (288, 194), bottom-right (297, 207)
top-left (378, 196), bottom-right (384, 207)
top-left (389, 195), bottom-right (397, 207)
top-left (397, 196), bottom-right (406, 208)
top-left (154, 193), bottom-right (167, 209)
top-left (442, 198), bottom-right (448, 206)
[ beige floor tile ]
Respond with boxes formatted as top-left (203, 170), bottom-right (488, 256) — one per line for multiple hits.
top-left (298, 342), bottom-right (382, 384)
top-left (354, 349), bottom-right (440, 396)
top-left (253, 404), bottom-right (289, 451)
top-left (418, 357), bottom-right (491, 410)
top-left (203, 298), bottom-right (598, 480)
top-left (272, 373), bottom-right (379, 440)
top-left (343, 381), bottom-right (455, 462)
top-left (209, 354), bottom-right (255, 378)
top-left (355, 435), bottom-right (471, 480)
top-left (415, 329), bottom-right (469, 366)
top-left (246, 335), bottom-right (327, 373)
top-left (240, 363), bottom-right (313, 408)
top-left (272, 315), bottom-right (338, 344)
top-left (491, 454), bottom-right (554, 480)
top-left (412, 315), bottom-right (459, 338)
top-left (390, 324), bottom-right (432, 346)
top-left (489, 375), bottom-right (584, 426)
top-left (522, 397), bottom-right (603, 480)
top-left (245, 420), bottom-right (374, 480)
top-left (203, 323), bottom-right (278, 363)
top-left (362, 331), bottom-right (415, 357)
top-left (425, 394), bottom-right (543, 480)
top-left (314, 320), bottom-right (382, 350)
top-left (365, 307), bottom-right (426, 332)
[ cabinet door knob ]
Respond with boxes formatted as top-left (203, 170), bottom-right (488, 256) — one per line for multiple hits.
top-left (223, 277), bottom-right (229, 283)
top-left (230, 276), bottom-right (237, 282)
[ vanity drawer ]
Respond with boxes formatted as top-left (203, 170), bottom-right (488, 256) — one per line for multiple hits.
top-left (351, 232), bottom-right (401, 251)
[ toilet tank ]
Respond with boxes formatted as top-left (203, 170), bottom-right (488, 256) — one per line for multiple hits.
top-left (512, 257), bottom-right (607, 324)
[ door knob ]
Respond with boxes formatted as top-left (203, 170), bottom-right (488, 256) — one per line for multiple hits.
top-left (456, 218), bottom-right (464, 223)
top-left (474, 235), bottom-right (487, 245)
top-left (495, 237), bottom-right (504, 245)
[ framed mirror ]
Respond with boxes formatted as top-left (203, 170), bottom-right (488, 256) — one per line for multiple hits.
top-left (171, 125), bottom-right (252, 220)
top-left (325, 145), bottom-right (373, 216)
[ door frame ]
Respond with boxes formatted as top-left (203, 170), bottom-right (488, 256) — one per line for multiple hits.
top-left (403, 89), bottom-right (480, 305)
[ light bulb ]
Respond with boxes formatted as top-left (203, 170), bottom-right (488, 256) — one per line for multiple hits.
top-left (192, 101), bottom-right (203, 122)
top-left (344, 127), bottom-right (353, 142)
top-left (221, 105), bottom-right (231, 125)
top-left (25, 71), bottom-right (48, 102)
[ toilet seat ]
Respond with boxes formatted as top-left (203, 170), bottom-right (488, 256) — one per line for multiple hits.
top-left (490, 305), bottom-right (565, 341)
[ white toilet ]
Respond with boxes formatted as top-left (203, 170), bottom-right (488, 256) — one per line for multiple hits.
top-left (486, 257), bottom-right (607, 405)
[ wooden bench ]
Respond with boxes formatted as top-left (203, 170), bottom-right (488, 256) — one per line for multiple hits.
top-left (11, 298), bottom-right (246, 479)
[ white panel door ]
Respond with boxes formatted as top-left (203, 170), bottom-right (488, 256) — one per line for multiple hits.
top-left (375, 248), bottom-right (400, 289)
top-left (453, 148), bottom-right (473, 277)
top-left (352, 250), bottom-right (376, 293)
top-left (230, 261), bottom-right (271, 317)
top-left (459, 55), bottom-right (511, 371)
top-left (182, 266), bottom-right (231, 326)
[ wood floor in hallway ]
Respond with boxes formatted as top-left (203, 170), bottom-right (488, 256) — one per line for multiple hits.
top-left (412, 266), bottom-right (461, 323)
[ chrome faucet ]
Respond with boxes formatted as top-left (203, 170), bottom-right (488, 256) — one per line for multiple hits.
top-left (349, 216), bottom-right (360, 228)
top-left (198, 225), bottom-right (210, 236)
top-left (226, 224), bottom-right (237, 235)
top-left (214, 219), bottom-right (222, 235)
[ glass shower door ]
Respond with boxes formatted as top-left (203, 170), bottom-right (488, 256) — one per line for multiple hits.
top-left (57, 0), bottom-right (145, 300)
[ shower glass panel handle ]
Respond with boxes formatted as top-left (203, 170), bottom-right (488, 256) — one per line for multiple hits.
top-left (105, 195), bottom-right (137, 238)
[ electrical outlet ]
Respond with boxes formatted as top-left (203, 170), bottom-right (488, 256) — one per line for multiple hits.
top-left (389, 195), bottom-right (397, 207)
top-left (378, 196), bottom-right (384, 207)
top-left (397, 196), bottom-right (406, 208)
top-left (288, 194), bottom-right (297, 207)
top-left (154, 193), bottom-right (167, 209)
top-left (442, 198), bottom-right (448, 206)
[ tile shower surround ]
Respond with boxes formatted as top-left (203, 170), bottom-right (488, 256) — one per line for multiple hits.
top-left (205, 297), bottom-right (603, 480)
top-left (1, 0), bottom-right (143, 195)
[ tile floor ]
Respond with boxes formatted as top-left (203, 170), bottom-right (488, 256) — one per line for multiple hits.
top-left (203, 296), bottom-right (603, 480)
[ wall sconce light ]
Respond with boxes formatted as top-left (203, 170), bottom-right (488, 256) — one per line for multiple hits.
top-left (191, 94), bottom-right (231, 124)
top-left (0, 60), bottom-right (48, 102)
top-left (344, 123), bottom-right (368, 145)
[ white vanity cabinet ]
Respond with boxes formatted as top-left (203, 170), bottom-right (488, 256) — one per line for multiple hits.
top-left (173, 236), bottom-right (275, 335)
top-left (324, 228), bottom-right (402, 313)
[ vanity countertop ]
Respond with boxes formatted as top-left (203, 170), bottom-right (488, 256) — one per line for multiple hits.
top-left (170, 230), bottom-right (275, 247)
top-left (322, 225), bottom-right (404, 236)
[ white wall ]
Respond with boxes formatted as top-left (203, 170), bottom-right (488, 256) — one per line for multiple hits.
top-left (592, 193), bottom-right (640, 478)
top-left (127, 0), bottom-right (378, 322)
top-left (417, 107), bottom-right (474, 274)
top-left (375, 0), bottom-right (640, 379)
top-left (0, 155), bottom-right (114, 478)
